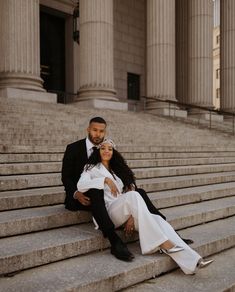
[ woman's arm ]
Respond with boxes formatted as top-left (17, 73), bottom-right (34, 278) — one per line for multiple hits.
top-left (77, 169), bottom-right (105, 193)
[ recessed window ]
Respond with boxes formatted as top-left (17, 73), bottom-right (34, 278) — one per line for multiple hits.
top-left (127, 73), bottom-right (140, 100)
top-left (216, 69), bottom-right (220, 79)
top-left (216, 88), bottom-right (220, 99)
top-left (216, 35), bottom-right (220, 45)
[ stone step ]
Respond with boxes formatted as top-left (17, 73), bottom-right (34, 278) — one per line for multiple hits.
top-left (1, 127), bottom-right (219, 140)
top-left (2, 171), bottom-right (235, 192)
top-left (1, 143), bottom-right (235, 154)
top-left (0, 186), bottom-right (65, 211)
top-left (0, 205), bottom-right (91, 238)
top-left (0, 162), bottom-right (61, 175)
top-left (1, 180), bottom-right (235, 212)
top-left (0, 210), bottom-right (234, 277)
top-left (119, 150), bottom-right (235, 160)
top-left (0, 153), bottom-right (63, 163)
top-left (0, 195), bottom-right (235, 238)
top-left (148, 181), bottom-right (235, 208)
top-left (124, 247), bottom-right (235, 292)
top-left (0, 173), bottom-right (62, 191)
top-left (3, 159), bottom-right (235, 175)
top-left (2, 151), bottom-right (235, 163)
top-left (0, 216), bottom-right (234, 291)
top-left (139, 171), bottom-right (235, 192)
top-left (128, 157), bottom-right (235, 168)
top-left (134, 163), bottom-right (235, 179)
top-left (162, 196), bottom-right (235, 229)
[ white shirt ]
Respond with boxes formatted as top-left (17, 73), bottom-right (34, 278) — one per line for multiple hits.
top-left (85, 137), bottom-right (96, 158)
top-left (77, 163), bottom-right (124, 208)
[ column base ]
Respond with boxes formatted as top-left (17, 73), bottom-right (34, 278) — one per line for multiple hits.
top-left (0, 88), bottom-right (57, 103)
top-left (146, 101), bottom-right (187, 118)
top-left (75, 98), bottom-right (128, 111)
top-left (78, 88), bottom-right (118, 102)
top-left (0, 73), bottom-right (45, 92)
top-left (188, 109), bottom-right (223, 122)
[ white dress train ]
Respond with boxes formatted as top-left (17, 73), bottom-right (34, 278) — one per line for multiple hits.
top-left (77, 163), bottom-right (201, 274)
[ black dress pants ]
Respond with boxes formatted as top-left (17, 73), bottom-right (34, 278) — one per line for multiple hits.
top-left (136, 188), bottom-right (166, 220)
top-left (65, 189), bottom-right (115, 237)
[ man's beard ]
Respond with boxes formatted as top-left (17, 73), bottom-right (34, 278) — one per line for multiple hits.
top-left (88, 134), bottom-right (104, 145)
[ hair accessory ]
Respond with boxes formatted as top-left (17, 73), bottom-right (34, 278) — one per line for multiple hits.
top-left (97, 138), bottom-right (116, 149)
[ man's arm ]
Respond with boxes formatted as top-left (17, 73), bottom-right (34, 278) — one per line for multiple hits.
top-left (61, 145), bottom-right (77, 200)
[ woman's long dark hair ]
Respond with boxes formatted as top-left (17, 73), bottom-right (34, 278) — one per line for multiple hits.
top-left (85, 148), bottom-right (136, 190)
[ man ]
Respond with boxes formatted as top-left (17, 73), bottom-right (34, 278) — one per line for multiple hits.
top-left (62, 117), bottom-right (135, 261)
top-left (62, 117), bottom-right (192, 262)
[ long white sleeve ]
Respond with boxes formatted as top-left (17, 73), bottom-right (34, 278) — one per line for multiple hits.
top-left (77, 169), bottom-right (105, 193)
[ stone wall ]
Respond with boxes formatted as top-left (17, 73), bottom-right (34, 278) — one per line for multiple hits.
top-left (113, 0), bottom-right (146, 100)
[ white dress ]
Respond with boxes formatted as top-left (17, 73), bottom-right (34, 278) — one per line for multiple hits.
top-left (77, 163), bottom-right (201, 274)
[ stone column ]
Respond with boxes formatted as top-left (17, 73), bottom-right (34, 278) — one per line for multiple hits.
top-left (0, 0), bottom-right (44, 92)
top-left (146, 0), bottom-right (176, 103)
top-left (188, 0), bottom-right (213, 108)
top-left (220, 0), bottom-right (235, 112)
top-left (146, 0), bottom-right (187, 117)
top-left (176, 0), bottom-right (189, 103)
top-left (78, 0), bottom-right (117, 103)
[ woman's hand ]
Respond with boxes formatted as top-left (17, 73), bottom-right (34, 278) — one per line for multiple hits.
top-left (124, 215), bottom-right (135, 236)
top-left (74, 191), bottom-right (91, 206)
top-left (104, 177), bottom-right (119, 197)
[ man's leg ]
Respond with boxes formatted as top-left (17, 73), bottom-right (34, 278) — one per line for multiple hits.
top-left (86, 188), bottom-right (134, 261)
top-left (136, 188), bottom-right (166, 220)
top-left (136, 188), bottom-right (194, 244)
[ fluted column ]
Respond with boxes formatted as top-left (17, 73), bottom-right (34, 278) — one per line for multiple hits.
top-left (78, 0), bottom-right (117, 101)
top-left (146, 0), bottom-right (176, 102)
top-left (0, 0), bottom-right (44, 91)
top-left (220, 0), bottom-right (235, 112)
top-left (176, 0), bottom-right (189, 103)
top-left (188, 0), bottom-right (213, 107)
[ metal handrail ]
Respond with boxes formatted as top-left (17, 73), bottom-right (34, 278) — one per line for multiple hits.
top-left (142, 96), bottom-right (235, 135)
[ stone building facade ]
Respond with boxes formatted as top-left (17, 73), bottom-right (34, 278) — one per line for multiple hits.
top-left (0, 0), bottom-right (235, 113)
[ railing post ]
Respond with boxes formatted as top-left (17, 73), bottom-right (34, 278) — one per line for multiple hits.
top-left (233, 114), bottom-right (235, 135)
top-left (209, 110), bottom-right (212, 129)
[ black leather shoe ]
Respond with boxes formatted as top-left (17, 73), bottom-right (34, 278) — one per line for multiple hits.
top-left (182, 238), bottom-right (194, 244)
top-left (111, 240), bottom-right (134, 262)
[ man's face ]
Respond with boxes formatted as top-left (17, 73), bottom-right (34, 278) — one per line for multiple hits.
top-left (87, 122), bottom-right (106, 145)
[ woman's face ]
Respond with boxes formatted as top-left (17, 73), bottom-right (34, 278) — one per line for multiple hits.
top-left (99, 143), bottom-right (113, 162)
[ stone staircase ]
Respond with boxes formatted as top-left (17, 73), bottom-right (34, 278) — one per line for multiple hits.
top-left (0, 98), bottom-right (235, 291)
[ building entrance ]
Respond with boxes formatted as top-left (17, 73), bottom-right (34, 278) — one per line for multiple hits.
top-left (40, 8), bottom-right (65, 101)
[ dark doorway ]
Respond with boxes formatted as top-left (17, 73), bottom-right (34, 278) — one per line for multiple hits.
top-left (40, 8), bottom-right (65, 101)
top-left (127, 73), bottom-right (140, 100)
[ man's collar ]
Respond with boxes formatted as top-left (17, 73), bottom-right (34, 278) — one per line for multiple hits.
top-left (86, 137), bottom-right (95, 151)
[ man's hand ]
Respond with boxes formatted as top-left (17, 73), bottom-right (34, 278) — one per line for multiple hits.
top-left (124, 215), bottom-right (135, 236)
top-left (104, 177), bottom-right (119, 197)
top-left (74, 191), bottom-right (91, 206)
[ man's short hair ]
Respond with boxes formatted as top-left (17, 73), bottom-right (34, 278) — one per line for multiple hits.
top-left (89, 117), bottom-right (107, 125)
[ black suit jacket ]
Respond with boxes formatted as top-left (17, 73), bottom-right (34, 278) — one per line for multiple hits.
top-left (62, 138), bottom-right (89, 210)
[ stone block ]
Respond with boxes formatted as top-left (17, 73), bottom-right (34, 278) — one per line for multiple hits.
top-left (76, 99), bottom-right (128, 111)
top-left (0, 88), bottom-right (57, 103)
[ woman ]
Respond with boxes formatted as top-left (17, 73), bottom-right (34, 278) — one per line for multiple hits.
top-left (77, 138), bottom-right (213, 274)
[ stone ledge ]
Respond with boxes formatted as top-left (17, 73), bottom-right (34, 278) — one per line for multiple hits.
top-left (0, 88), bottom-right (57, 103)
top-left (75, 98), bottom-right (128, 110)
